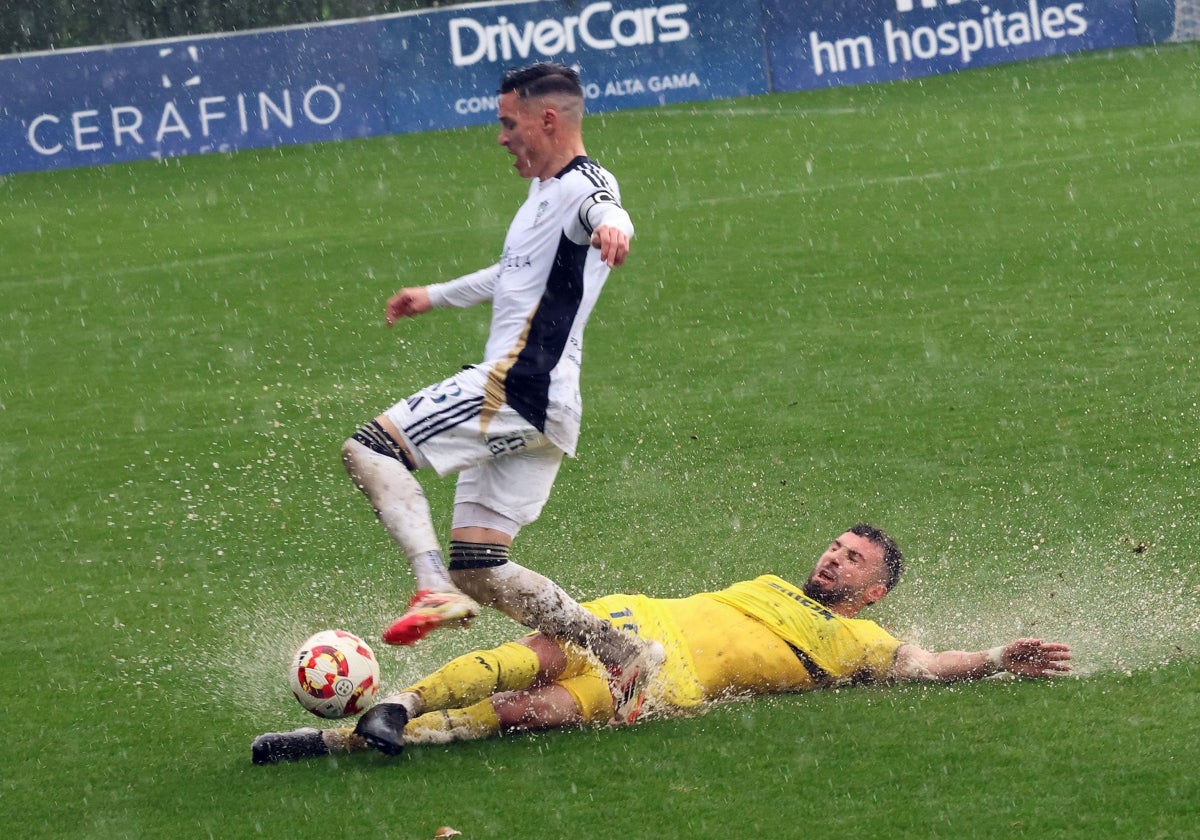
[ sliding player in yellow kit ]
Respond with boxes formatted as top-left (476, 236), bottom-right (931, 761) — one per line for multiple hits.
top-left (252, 524), bottom-right (1072, 763)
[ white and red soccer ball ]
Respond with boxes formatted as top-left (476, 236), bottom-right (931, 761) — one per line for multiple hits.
top-left (289, 629), bottom-right (380, 718)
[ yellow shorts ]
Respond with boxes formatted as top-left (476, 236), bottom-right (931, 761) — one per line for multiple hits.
top-left (556, 594), bottom-right (707, 723)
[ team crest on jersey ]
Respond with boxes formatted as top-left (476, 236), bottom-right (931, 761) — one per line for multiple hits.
top-left (532, 199), bottom-right (551, 226)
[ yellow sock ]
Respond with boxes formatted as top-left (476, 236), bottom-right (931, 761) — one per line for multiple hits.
top-left (404, 641), bottom-right (541, 713)
top-left (404, 700), bottom-right (502, 745)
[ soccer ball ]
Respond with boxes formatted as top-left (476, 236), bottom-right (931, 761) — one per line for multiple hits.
top-left (289, 629), bottom-right (380, 719)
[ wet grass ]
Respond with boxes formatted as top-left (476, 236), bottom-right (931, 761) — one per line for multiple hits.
top-left (3, 43), bottom-right (1200, 838)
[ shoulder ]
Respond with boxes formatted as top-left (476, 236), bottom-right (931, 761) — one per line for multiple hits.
top-left (558, 156), bottom-right (620, 194)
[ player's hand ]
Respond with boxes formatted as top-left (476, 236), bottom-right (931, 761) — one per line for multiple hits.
top-left (590, 224), bottom-right (630, 268)
top-left (386, 287), bottom-right (432, 326)
top-left (1001, 638), bottom-right (1073, 678)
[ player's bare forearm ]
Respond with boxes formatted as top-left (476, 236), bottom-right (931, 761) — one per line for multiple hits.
top-left (892, 638), bottom-right (1072, 683)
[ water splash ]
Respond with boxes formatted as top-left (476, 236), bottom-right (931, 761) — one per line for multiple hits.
top-left (883, 532), bottom-right (1200, 676)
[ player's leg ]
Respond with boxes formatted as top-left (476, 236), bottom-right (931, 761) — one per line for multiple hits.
top-left (341, 418), bottom-right (452, 591)
top-left (344, 369), bottom-right (508, 645)
top-left (402, 633), bottom-right (580, 744)
top-left (491, 665), bottom-right (615, 733)
top-left (354, 635), bottom-right (562, 755)
top-left (447, 456), bottom-right (665, 725)
top-left (491, 684), bottom-right (585, 731)
top-left (251, 726), bottom-right (366, 764)
top-left (342, 418), bottom-right (480, 644)
top-left (398, 638), bottom-right (553, 717)
top-left (452, 548), bottom-right (663, 723)
top-left (391, 676), bottom-right (593, 745)
top-left (254, 637), bottom-right (588, 763)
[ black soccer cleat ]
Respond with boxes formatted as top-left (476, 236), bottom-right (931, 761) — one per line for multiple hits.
top-left (251, 727), bottom-right (330, 765)
top-left (353, 701), bottom-right (409, 756)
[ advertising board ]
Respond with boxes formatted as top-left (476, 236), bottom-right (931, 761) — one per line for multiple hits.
top-left (762, 0), bottom-right (1140, 91)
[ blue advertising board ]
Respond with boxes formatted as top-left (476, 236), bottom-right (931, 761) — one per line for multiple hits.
top-left (0, 0), bottom-right (1180, 175)
top-left (377, 0), bottom-right (769, 133)
top-left (0, 23), bottom-right (388, 174)
top-left (1132, 0), bottom-right (1190, 42)
top-left (0, 0), bottom-right (769, 175)
top-left (763, 0), bottom-right (1140, 91)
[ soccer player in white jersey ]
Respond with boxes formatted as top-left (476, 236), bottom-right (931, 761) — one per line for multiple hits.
top-left (341, 62), bottom-right (661, 754)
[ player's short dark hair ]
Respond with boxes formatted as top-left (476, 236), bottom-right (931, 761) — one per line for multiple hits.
top-left (850, 523), bottom-right (904, 591)
top-left (498, 62), bottom-right (584, 100)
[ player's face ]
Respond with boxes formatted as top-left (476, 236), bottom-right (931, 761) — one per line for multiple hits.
top-left (803, 531), bottom-right (889, 613)
top-left (497, 91), bottom-right (547, 179)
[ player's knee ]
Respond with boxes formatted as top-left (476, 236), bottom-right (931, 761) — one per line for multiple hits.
top-left (448, 541), bottom-right (510, 573)
top-left (492, 686), bottom-right (581, 733)
top-left (520, 633), bottom-right (568, 682)
top-left (448, 541), bottom-right (510, 601)
top-left (492, 691), bottom-right (535, 732)
top-left (346, 419), bottom-right (414, 471)
top-left (341, 437), bottom-right (361, 475)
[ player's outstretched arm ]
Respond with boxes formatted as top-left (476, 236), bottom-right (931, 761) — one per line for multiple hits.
top-left (891, 638), bottom-right (1072, 683)
top-left (580, 191), bottom-right (633, 268)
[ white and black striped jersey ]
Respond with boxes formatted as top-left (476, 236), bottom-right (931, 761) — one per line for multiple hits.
top-left (426, 156), bottom-right (633, 457)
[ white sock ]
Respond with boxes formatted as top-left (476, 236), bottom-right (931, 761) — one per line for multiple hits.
top-left (378, 690), bottom-right (423, 719)
top-left (410, 550), bottom-right (454, 592)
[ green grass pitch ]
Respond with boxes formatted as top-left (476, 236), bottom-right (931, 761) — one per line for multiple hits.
top-left (3, 43), bottom-right (1199, 838)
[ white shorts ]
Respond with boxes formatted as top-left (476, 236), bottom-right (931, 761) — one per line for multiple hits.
top-left (382, 364), bottom-right (564, 526)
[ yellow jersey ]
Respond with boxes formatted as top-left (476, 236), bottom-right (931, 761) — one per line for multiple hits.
top-left (696, 574), bottom-right (902, 691)
top-left (570, 575), bottom-right (904, 719)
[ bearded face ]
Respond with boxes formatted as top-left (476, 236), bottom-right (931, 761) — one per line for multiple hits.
top-left (802, 573), bottom-right (858, 607)
top-left (801, 531), bottom-right (890, 615)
